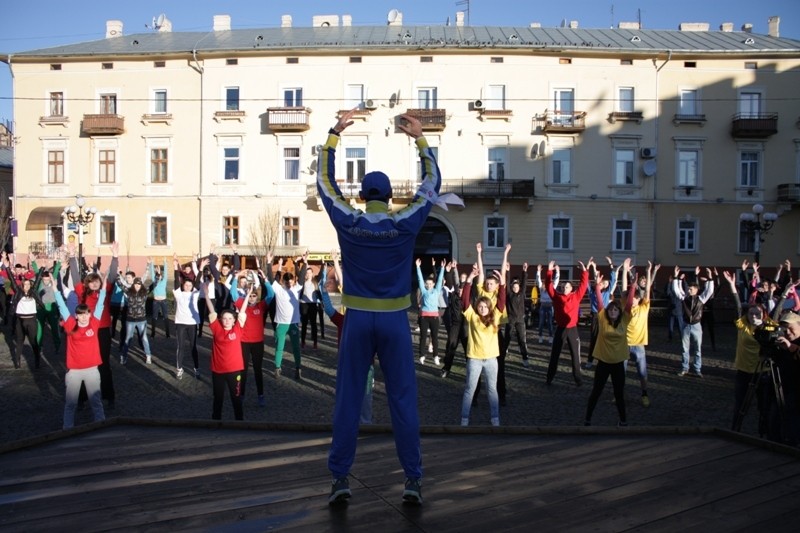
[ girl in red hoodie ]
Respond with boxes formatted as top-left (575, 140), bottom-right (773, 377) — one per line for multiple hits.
top-left (545, 259), bottom-right (590, 386)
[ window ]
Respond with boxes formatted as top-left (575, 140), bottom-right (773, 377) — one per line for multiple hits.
top-left (225, 87), bottom-right (240, 111)
top-left (417, 147), bottom-right (438, 181)
top-left (745, 62), bottom-right (758, 70)
top-left (345, 147), bottom-right (366, 185)
top-left (613, 219), bottom-right (634, 252)
top-left (223, 148), bottom-right (239, 180)
top-left (677, 220), bottom-right (697, 253)
top-left (684, 61), bottom-right (697, 68)
top-left (739, 91), bottom-right (762, 117)
top-left (150, 216), bottom-right (168, 246)
top-left (620, 59), bottom-right (633, 65)
top-left (48, 150), bottom-right (64, 184)
top-left (677, 150), bottom-right (698, 187)
top-left (349, 57), bottom-right (362, 63)
top-left (286, 57), bottom-right (299, 64)
top-left (550, 217), bottom-right (572, 250)
top-left (101, 63), bottom-right (113, 70)
top-left (226, 58), bottom-right (238, 65)
top-left (738, 220), bottom-right (755, 254)
top-left (99, 216), bottom-right (116, 245)
top-left (553, 88), bottom-right (575, 124)
top-left (282, 217), bottom-right (299, 246)
top-left (49, 92), bottom-right (64, 116)
top-left (618, 87), bottom-right (634, 112)
top-left (283, 87), bottom-right (303, 107)
top-left (487, 147), bottom-right (507, 181)
top-left (154, 61), bottom-right (165, 68)
top-left (679, 89), bottom-right (699, 115)
top-left (417, 87), bottom-right (438, 109)
top-left (345, 84), bottom-right (365, 109)
top-left (151, 148), bottom-right (168, 183)
top-left (50, 64), bottom-right (62, 71)
top-left (485, 216), bottom-right (506, 249)
top-left (283, 147), bottom-right (300, 181)
top-left (100, 93), bottom-right (117, 114)
top-left (223, 216), bottom-right (239, 246)
top-left (739, 151), bottom-right (760, 188)
top-left (559, 58), bottom-right (572, 65)
top-left (552, 149), bottom-right (572, 184)
top-left (420, 56), bottom-right (433, 63)
top-left (99, 149), bottom-right (116, 183)
top-left (614, 149), bottom-right (635, 185)
top-left (490, 57), bottom-right (504, 63)
top-left (486, 84), bottom-right (506, 110)
top-left (153, 89), bottom-right (167, 114)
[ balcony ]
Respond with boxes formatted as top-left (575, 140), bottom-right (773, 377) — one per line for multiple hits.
top-left (213, 110), bottom-right (246, 123)
top-left (608, 111), bottom-right (643, 124)
top-left (777, 183), bottom-right (800, 203)
top-left (404, 108), bottom-right (447, 131)
top-left (533, 110), bottom-right (587, 134)
top-left (307, 179), bottom-right (536, 202)
top-left (38, 115), bottom-right (69, 127)
top-left (673, 114), bottom-right (707, 126)
top-left (731, 113), bottom-right (778, 138)
top-left (266, 107), bottom-right (311, 131)
top-left (141, 113), bottom-right (173, 126)
top-left (81, 114), bottom-right (124, 135)
top-left (478, 108), bottom-right (513, 121)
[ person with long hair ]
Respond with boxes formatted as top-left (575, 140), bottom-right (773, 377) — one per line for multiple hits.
top-left (3, 252), bottom-right (44, 369)
top-left (172, 254), bottom-right (201, 379)
top-left (118, 275), bottom-right (153, 365)
top-left (460, 259), bottom-right (508, 427)
top-left (584, 258), bottom-right (634, 426)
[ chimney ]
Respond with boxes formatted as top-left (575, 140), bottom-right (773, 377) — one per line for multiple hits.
top-left (569, 20), bottom-right (578, 29)
top-left (720, 22), bottom-right (734, 32)
top-left (313, 15), bottom-right (339, 27)
top-left (679, 22), bottom-right (710, 31)
top-left (456, 11), bottom-right (465, 27)
top-left (618, 21), bottom-right (641, 30)
top-left (530, 22), bottom-right (541, 28)
top-left (213, 15), bottom-right (231, 31)
top-left (742, 23), bottom-right (753, 33)
top-left (281, 15), bottom-right (292, 28)
top-left (342, 15), bottom-right (352, 26)
top-left (106, 20), bottom-right (123, 38)
top-left (768, 16), bottom-right (780, 37)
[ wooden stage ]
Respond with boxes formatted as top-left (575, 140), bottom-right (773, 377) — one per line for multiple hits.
top-left (1, 419), bottom-right (799, 532)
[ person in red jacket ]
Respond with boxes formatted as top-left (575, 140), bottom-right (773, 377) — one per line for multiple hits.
top-left (53, 276), bottom-right (107, 429)
top-left (204, 280), bottom-right (252, 420)
top-left (545, 258), bottom-right (590, 386)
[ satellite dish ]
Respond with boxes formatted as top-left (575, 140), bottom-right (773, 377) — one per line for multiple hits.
top-left (155, 13), bottom-right (166, 29)
top-left (643, 160), bottom-right (657, 177)
top-left (387, 9), bottom-right (399, 24)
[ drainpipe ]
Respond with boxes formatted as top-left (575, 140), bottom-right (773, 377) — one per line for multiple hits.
top-left (651, 50), bottom-right (672, 264)
top-left (191, 49), bottom-right (204, 255)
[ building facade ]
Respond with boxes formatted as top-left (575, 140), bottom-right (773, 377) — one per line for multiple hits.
top-left (3, 12), bottom-right (800, 276)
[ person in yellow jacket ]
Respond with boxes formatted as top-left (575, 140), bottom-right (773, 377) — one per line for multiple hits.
top-left (584, 258), bottom-right (634, 426)
top-left (624, 261), bottom-right (660, 408)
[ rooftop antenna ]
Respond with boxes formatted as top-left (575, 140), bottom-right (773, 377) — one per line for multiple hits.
top-left (610, 4), bottom-right (614, 29)
top-left (387, 8), bottom-right (399, 25)
top-left (456, 0), bottom-right (470, 26)
top-left (152, 13), bottom-right (166, 31)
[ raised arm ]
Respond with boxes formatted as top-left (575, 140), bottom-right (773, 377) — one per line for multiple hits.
top-left (476, 242), bottom-right (485, 286)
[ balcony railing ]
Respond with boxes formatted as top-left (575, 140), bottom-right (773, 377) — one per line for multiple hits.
top-left (307, 178), bottom-right (535, 201)
top-left (533, 110), bottom-right (587, 133)
top-left (267, 107), bottom-right (311, 131)
top-left (731, 112), bottom-right (778, 138)
top-left (81, 114), bottom-right (124, 135)
top-left (608, 111), bottom-right (643, 123)
top-left (404, 108), bottom-right (447, 131)
top-left (777, 183), bottom-right (800, 203)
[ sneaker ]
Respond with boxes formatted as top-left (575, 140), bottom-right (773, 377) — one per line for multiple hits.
top-left (691, 371), bottom-right (703, 378)
top-left (402, 478), bottom-right (423, 505)
top-left (523, 358), bottom-right (530, 368)
top-left (427, 343), bottom-right (433, 353)
top-left (538, 336), bottom-right (544, 344)
top-left (641, 395), bottom-right (650, 407)
top-left (328, 477), bottom-right (351, 505)
top-left (461, 417), bottom-right (469, 426)
top-left (294, 368), bottom-right (302, 380)
top-left (274, 368), bottom-right (282, 380)
top-left (194, 367), bottom-right (200, 378)
top-left (176, 368), bottom-right (184, 380)
top-left (146, 355), bottom-right (152, 365)
top-left (618, 421), bottom-right (628, 427)
top-left (584, 360), bottom-right (594, 370)
top-left (490, 417), bottom-right (500, 427)
top-left (419, 356), bottom-right (425, 365)
top-left (258, 394), bottom-right (265, 407)
top-left (677, 370), bottom-right (688, 377)
top-left (433, 356), bottom-right (440, 366)
top-left (120, 356), bottom-right (127, 365)
top-left (440, 369), bottom-right (449, 379)
top-left (548, 337), bottom-right (553, 345)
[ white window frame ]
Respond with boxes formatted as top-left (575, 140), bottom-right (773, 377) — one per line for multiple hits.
top-left (345, 84), bottom-right (365, 109)
top-left (222, 214), bottom-right (240, 246)
top-left (673, 138), bottom-right (705, 191)
top-left (147, 212), bottom-right (171, 247)
top-left (676, 218), bottom-right (698, 253)
top-left (551, 148), bottom-right (572, 184)
top-left (548, 215), bottom-right (573, 251)
top-left (551, 86), bottom-right (575, 124)
top-left (282, 146), bottom-right (301, 181)
top-left (344, 146), bottom-right (367, 187)
top-left (224, 86), bottom-right (240, 111)
top-left (618, 86), bottom-right (635, 113)
top-left (614, 148), bottom-right (636, 185)
top-left (151, 88), bottom-right (168, 114)
top-left (95, 213), bottom-right (117, 246)
top-left (96, 89), bottom-right (120, 114)
top-left (92, 138), bottom-right (120, 185)
top-left (678, 87), bottom-right (700, 116)
top-left (677, 150), bottom-right (699, 187)
top-left (738, 89), bottom-right (764, 117)
top-left (484, 215), bottom-right (507, 250)
top-left (737, 142), bottom-right (764, 189)
top-left (282, 86), bottom-right (303, 107)
top-left (612, 217), bottom-right (636, 252)
top-left (144, 136), bottom-right (172, 184)
top-left (487, 147), bottom-right (508, 181)
top-left (43, 139), bottom-right (69, 185)
top-left (416, 86), bottom-right (438, 109)
top-left (485, 84), bottom-right (506, 111)
top-left (47, 90), bottom-right (65, 117)
top-left (215, 135), bottom-right (244, 182)
top-left (282, 216), bottom-right (300, 247)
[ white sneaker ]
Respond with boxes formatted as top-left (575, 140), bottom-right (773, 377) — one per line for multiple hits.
top-left (194, 367), bottom-right (200, 378)
top-left (176, 368), bottom-right (184, 379)
top-left (491, 417), bottom-right (500, 427)
top-left (120, 355), bottom-right (127, 365)
top-left (434, 356), bottom-right (440, 366)
top-left (419, 356), bottom-right (426, 365)
top-left (428, 343), bottom-right (433, 353)
top-left (538, 336), bottom-right (543, 344)
top-left (460, 417), bottom-right (469, 427)
top-left (146, 355), bottom-right (152, 365)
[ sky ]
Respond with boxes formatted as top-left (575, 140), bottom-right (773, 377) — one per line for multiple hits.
top-left (1, 0), bottom-right (798, 124)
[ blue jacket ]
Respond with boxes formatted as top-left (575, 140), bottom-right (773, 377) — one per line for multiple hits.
top-left (417, 265), bottom-right (445, 313)
top-left (317, 133), bottom-right (442, 312)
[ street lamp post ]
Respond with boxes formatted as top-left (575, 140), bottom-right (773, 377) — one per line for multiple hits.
top-left (63, 195), bottom-right (97, 277)
top-left (739, 203), bottom-right (778, 264)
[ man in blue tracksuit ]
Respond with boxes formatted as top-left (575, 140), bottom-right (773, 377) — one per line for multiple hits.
top-left (318, 110), bottom-right (441, 506)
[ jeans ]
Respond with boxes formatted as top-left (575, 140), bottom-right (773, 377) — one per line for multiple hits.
top-left (538, 305), bottom-right (554, 337)
top-left (681, 322), bottom-right (702, 373)
top-left (121, 320), bottom-right (151, 358)
top-left (461, 357), bottom-right (499, 424)
top-left (624, 345), bottom-right (648, 380)
top-left (64, 367), bottom-right (105, 429)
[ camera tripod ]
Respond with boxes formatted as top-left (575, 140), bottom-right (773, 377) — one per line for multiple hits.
top-left (732, 356), bottom-right (786, 439)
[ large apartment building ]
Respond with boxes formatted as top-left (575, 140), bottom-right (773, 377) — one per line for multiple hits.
top-left (2, 12), bottom-right (799, 275)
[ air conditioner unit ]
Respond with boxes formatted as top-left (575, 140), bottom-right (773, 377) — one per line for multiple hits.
top-left (473, 99), bottom-right (485, 110)
top-left (364, 99), bottom-right (377, 110)
top-left (640, 147), bottom-right (657, 159)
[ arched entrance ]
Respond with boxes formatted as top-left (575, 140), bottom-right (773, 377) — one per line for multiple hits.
top-left (412, 216), bottom-right (454, 286)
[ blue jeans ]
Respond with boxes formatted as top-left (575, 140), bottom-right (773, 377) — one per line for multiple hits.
top-left (121, 320), bottom-right (151, 358)
top-left (461, 357), bottom-right (499, 424)
top-left (681, 322), bottom-right (702, 372)
top-left (538, 305), bottom-right (553, 337)
top-left (625, 345), bottom-right (648, 381)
